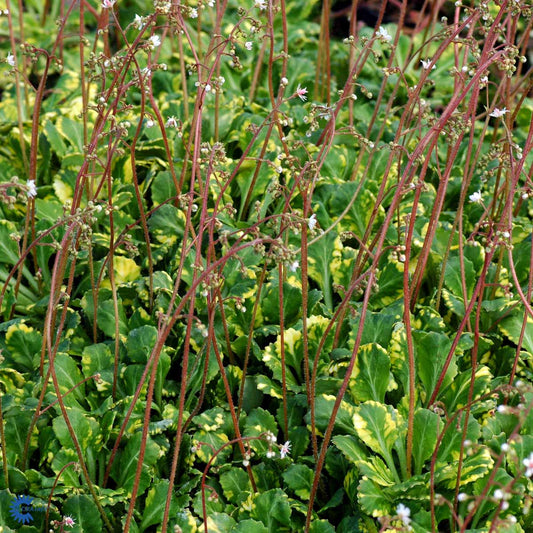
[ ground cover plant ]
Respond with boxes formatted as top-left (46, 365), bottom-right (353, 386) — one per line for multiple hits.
top-left (0, 0), bottom-right (532, 531)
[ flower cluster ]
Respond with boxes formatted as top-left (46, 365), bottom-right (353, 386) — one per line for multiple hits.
top-left (523, 452), bottom-right (533, 477)
top-left (261, 432), bottom-right (292, 461)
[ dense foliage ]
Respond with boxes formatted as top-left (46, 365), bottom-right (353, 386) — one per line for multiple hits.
top-left (0, 0), bottom-right (532, 531)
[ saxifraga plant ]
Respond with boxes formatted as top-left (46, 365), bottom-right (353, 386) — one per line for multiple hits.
top-left (0, 0), bottom-right (532, 531)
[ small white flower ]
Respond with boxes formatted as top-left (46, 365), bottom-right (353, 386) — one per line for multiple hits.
top-left (501, 443), bottom-right (510, 452)
top-left (148, 35), bottom-right (161, 49)
top-left (308, 213), bottom-right (317, 231)
top-left (265, 432), bottom-right (276, 443)
top-left (242, 459), bottom-right (249, 467)
top-left (266, 450), bottom-right (276, 458)
top-left (489, 107), bottom-right (509, 118)
top-left (133, 14), bottom-right (145, 29)
top-left (141, 67), bottom-right (151, 78)
top-left (189, 7), bottom-right (198, 18)
top-left (396, 503), bottom-right (411, 526)
top-left (205, 83), bottom-right (212, 92)
top-left (420, 58), bottom-right (436, 70)
top-left (296, 84), bottom-right (308, 101)
top-left (166, 116), bottom-right (178, 128)
top-left (101, 0), bottom-right (115, 8)
top-left (289, 260), bottom-right (299, 272)
top-left (245, 41), bottom-right (253, 51)
top-left (63, 516), bottom-right (75, 527)
top-left (254, 0), bottom-right (267, 9)
top-left (480, 75), bottom-right (488, 84)
top-left (280, 441), bottom-right (291, 459)
top-left (469, 191), bottom-right (482, 204)
top-left (457, 493), bottom-right (468, 502)
top-left (497, 404), bottom-right (507, 414)
top-left (207, 0), bottom-right (214, 6)
top-left (280, 77), bottom-right (288, 86)
top-left (6, 52), bottom-right (15, 67)
top-left (26, 179), bottom-right (37, 198)
top-left (146, 119), bottom-right (155, 128)
top-left (494, 489), bottom-right (504, 500)
top-left (376, 25), bottom-right (392, 42)
top-left (523, 452), bottom-right (533, 477)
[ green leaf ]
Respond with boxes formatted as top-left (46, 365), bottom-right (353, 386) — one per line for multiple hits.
top-left (51, 449), bottom-right (81, 486)
top-left (81, 343), bottom-right (114, 392)
top-left (349, 343), bottom-right (390, 403)
top-left (49, 353), bottom-right (86, 406)
top-left (282, 464), bottom-right (314, 499)
top-left (250, 489), bottom-right (291, 531)
top-left (127, 325), bottom-right (158, 363)
top-left (3, 407), bottom-right (32, 465)
top-left (436, 448), bottom-right (494, 489)
top-left (151, 171), bottom-right (178, 205)
top-left (500, 313), bottom-right (533, 356)
top-left (244, 407), bottom-right (278, 454)
top-left (261, 278), bottom-right (302, 326)
top-left (412, 409), bottom-right (441, 475)
top-left (148, 204), bottom-right (185, 245)
top-left (55, 116), bottom-right (84, 152)
top-left (52, 408), bottom-right (98, 453)
top-left (312, 395), bottom-right (356, 435)
top-left (357, 477), bottom-right (391, 517)
top-left (352, 401), bottom-right (402, 460)
top-left (205, 512), bottom-right (236, 532)
top-left (43, 119), bottom-right (67, 157)
top-left (230, 520), bottom-right (268, 533)
top-left (62, 494), bottom-right (102, 533)
top-left (385, 474), bottom-right (431, 501)
top-left (220, 469), bottom-right (251, 504)
top-left (359, 312), bottom-right (397, 348)
top-left (140, 480), bottom-right (178, 531)
top-left (0, 220), bottom-right (20, 265)
top-left (441, 365), bottom-right (492, 413)
top-left (356, 456), bottom-right (395, 487)
top-left (437, 412), bottom-right (480, 463)
top-left (371, 261), bottom-right (404, 308)
top-left (414, 330), bottom-right (457, 404)
top-left (444, 255), bottom-right (476, 305)
top-left (81, 289), bottom-right (128, 340)
top-left (4, 321), bottom-right (42, 373)
top-left (115, 433), bottom-right (160, 496)
top-left (307, 232), bottom-right (339, 310)
top-left (333, 435), bottom-right (367, 464)
top-left (308, 520), bottom-right (335, 533)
